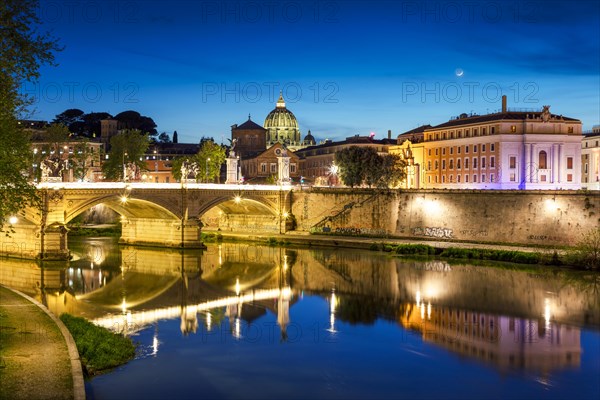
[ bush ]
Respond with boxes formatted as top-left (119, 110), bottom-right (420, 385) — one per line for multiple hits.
top-left (394, 244), bottom-right (435, 255)
top-left (566, 228), bottom-right (600, 269)
top-left (60, 314), bottom-right (136, 375)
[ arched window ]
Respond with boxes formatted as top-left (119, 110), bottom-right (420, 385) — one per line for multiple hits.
top-left (539, 151), bottom-right (547, 169)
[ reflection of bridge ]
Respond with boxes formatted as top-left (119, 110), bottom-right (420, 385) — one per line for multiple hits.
top-left (1, 182), bottom-right (292, 259)
top-left (92, 287), bottom-right (292, 336)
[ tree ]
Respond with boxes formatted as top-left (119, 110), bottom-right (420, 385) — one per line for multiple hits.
top-left (197, 140), bottom-right (226, 183)
top-left (158, 132), bottom-right (172, 143)
top-left (173, 131), bottom-right (178, 144)
top-left (1, 0), bottom-right (61, 231)
top-left (102, 130), bottom-right (150, 181)
top-left (53, 108), bottom-right (84, 128)
top-left (335, 146), bottom-right (407, 188)
top-left (114, 110), bottom-right (157, 136)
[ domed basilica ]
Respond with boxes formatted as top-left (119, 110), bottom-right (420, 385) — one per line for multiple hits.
top-left (264, 93), bottom-right (313, 151)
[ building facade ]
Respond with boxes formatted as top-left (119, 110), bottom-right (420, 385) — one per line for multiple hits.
top-left (581, 126), bottom-right (600, 190)
top-left (419, 101), bottom-right (582, 190)
top-left (240, 143), bottom-right (301, 183)
top-left (230, 116), bottom-right (267, 159)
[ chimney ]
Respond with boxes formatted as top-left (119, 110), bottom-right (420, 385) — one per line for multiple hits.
top-left (502, 95), bottom-right (507, 113)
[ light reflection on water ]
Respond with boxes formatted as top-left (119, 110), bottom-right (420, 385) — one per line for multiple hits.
top-left (0, 237), bottom-right (599, 399)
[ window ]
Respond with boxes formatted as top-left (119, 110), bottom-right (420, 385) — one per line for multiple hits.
top-left (442, 160), bottom-right (446, 170)
top-left (482, 128), bottom-right (486, 135)
top-left (481, 157), bottom-right (486, 168)
top-left (443, 132), bottom-right (447, 140)
top-left (567, 174), bottom-right (573, 182)
top-left (510, 173), bottom-right (516, 182)
top-left (428, 176), bottom-right (431, 183)
top-left (435, 176), bottom-right (438, 183)
top-left (568, 127), bottom-right (574, 133)
top-left (442, 176), bottom-right (445, 183)
top-left (457, 159), bottom-right (461, 169)
top-left (442, 148), bottom-right (446, 155)
top-left (567, 157), bottom-right (573, 169)
top-left (450, 147), bottom-right (454, 155)
top-left (261, 163), bottom-right (267, 173)
top-left (473, 158), bottom-right (478, 168)
top-left (490, 174), bottom-right (494, 182)
top-left (473, 145), bottom-right (478, 153)
top-left (436, 134), bottom-right (439, 140)
top-left (465, 158), bottom-right (469, 169)
top-left (585, 163), bottom-right (588, 173)
top-left (428, 161), bottom-right (432, 170)
top-left (465, 174), bottom-right (469, 183)
top-left (511, 125), bottom-right (516, 133)
top-left (449, 175), bottom-right (453, 182)
top-left (458, 147), bottom-right (461, 154)
top-left (474, 128), bottom-right (478, 136)
top-left (435, 149), bottom-right (439, 156)
top-left (491, 143), bottom-right (495, 151)
top-left (449, 159), bottom-right (454, 169)
top-left (490, 156), bottom-right (495, 168)
top-left (473, 174), bottom-right (477, 182)
top-left (482, 144), bottom-right (486, 152)
top-left (481, 174), bottom-right (486, 182)
top-left (428, 149), bottom-right (432, 156)
top-left (465, 145), bottom-right (469, 153)
top-left (509, 156), bottom-right (516, 169)
top-left (435, 160), bottom-right (439, 170)
top-left (491, 127), bottom-right (495, 134)
top-left (270, 163), bottom-right (277, 173)
top-left (465, 129), bottom-right (470, 137)
top-left (457, 175), bottom-right (461, 183)
top-left (539, 151), bottom-right (547, 169)
top-left (290, 163), bottom-right (297, 173)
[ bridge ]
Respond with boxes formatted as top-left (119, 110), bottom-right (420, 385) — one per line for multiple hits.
top-left (1, 182), bottom-right (292, 260)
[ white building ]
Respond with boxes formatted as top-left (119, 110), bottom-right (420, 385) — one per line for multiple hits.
top-left (419, 98), bottom-right (582, 190)
top-left (581, 126), bottom-right (600, 190)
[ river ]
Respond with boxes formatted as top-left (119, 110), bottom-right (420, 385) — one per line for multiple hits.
top-left (1, 237), bottom-right (599, 399)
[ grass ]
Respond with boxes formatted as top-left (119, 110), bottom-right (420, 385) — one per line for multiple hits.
top-left (372, 243), bottom-right (551, 266)
top-left (59, 313), bottom-right (136, 376)
top-left (68, 226), bottom-right (122, 237)
top-left (201, 232), bottom-right (223, 243)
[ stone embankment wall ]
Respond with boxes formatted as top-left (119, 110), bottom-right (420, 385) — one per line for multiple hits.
top-left (291, 189), bottom-right (599, 246)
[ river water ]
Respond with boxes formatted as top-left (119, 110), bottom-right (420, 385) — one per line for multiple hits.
top-left (1, 237), bottom-right (599, 399)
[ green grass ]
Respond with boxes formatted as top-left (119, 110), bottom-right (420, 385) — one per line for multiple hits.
top-left (201, 232), bottom-right (223, 243)
top-left (59, 313), bottom-right (136, 376)
top-left (68, 226), bottom-right (122, 237)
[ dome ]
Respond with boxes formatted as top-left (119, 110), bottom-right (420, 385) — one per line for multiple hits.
top-left (264, 93), bottom-right (301, 147)
top-left (303, 130), bottom-right (316, 146)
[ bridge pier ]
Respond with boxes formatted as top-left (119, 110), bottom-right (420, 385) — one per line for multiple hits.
top-left (0, 223), bottom-right (69, 260)
top-left (120, 217), bottom-right (204, 248)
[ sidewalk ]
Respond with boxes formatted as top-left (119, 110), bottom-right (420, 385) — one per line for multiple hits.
top-left (0, 286), bottom-right (85, 400)
top-left (209, 230), bottom-right (561, 254)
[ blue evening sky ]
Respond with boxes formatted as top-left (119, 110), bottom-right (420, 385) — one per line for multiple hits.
top-left (30, 0), bottom-right (600, 143)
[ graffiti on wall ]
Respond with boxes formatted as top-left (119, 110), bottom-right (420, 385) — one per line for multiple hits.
top-left (460, 229), bottom-right (488, 238)
top-left (310, 226), bottom-right (387, 236)
top-left (412, 227), bottom-right (454, 239)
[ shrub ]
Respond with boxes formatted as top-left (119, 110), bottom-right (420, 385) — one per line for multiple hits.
top-left (60, 314), bottom-right (136, 375)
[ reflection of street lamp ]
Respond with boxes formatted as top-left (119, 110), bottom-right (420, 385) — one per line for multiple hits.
top-left (205, 157), bottom-right (211, 183)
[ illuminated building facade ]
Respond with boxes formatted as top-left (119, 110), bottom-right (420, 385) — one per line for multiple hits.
top-left (581, 126), bottom-right (600, 190)
top-left (420, 98), bottom-right (582, 189)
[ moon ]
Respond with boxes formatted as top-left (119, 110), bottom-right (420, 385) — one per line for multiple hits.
top-left (455, 68), bottom-right (464, 77)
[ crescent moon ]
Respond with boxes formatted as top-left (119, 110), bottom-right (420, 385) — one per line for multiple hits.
top-left (455, 68), bottom-right (464, 77)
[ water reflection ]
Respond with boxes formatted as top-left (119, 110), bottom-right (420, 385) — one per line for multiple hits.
top-left (0, 237), bottom-right (598, 378)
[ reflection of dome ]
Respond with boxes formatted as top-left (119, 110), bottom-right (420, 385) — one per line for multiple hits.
top-left (303, 130), bottom-right (316, 146)
top-left (264, 93), bottom-right (301, 147)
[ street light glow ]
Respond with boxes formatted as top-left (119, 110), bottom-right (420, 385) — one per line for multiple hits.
top-left (8, 216), bottom-right (18, 225)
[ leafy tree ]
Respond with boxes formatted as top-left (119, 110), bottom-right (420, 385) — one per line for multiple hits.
top-left (79, 112), bottom-right (112, 138)
top-left (158, 132), bottom-right (172, 143)
top-left (335, 146), bottom-right (407, 188)
top-left (53, 108), bottom-right (84, 128)
top-left (102, 130), bottom-right (150, 181)
top-left (173, 131), bottom-right (178, 144)
top-left (197, 140), bottom-right (226, 183)
top-left (1, 0), bottom-right (61, 230)
top-left (114, 110), bottom-right (157, 136)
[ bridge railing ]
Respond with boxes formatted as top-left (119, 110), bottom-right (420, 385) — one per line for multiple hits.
top-left (37, 182), bottom-right (294, 191)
